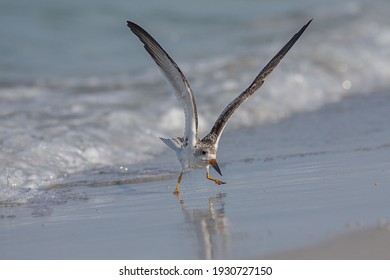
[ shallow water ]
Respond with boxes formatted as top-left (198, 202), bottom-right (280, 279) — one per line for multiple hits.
top-left (1, 92), bottom-right (390, 259)
top-left (1, 0), bottom-right (390, 259)
top-left (1, 0), bottom-right (390, 204)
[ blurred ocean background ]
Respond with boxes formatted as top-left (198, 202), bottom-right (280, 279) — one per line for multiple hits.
top-left (1, 0), bottom-right (390, 209)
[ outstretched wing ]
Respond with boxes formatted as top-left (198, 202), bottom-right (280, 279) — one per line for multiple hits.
top-left (127, 21), bottom-right (198, 147)
top-left (203, 19), bottom-right (312, 147)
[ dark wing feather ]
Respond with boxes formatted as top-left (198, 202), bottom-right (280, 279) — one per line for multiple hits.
top-left (127, 21), bottom-right (199, 146)
top-left (203, 19), bottom-right (312, 145)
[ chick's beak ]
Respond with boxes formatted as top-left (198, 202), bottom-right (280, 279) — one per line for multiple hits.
top-left (208, 159), bottom-right (223, 176)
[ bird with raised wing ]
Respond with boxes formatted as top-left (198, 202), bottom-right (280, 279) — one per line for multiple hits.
top-left (127, 19), bottom-right (312, 195)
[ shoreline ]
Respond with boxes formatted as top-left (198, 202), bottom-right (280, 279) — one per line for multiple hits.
top-left (1, 91), bottom-right (390, 259)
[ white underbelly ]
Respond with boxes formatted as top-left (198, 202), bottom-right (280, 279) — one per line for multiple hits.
top-left (176, 149), bottom-right (205, 170)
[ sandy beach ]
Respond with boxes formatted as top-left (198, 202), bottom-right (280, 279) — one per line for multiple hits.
top-left (266, 226), bottom-right (390, 260)
top-left (1, 91), bottom-right (390, 259)
top-left (1, 0), bottom-right (390, 261)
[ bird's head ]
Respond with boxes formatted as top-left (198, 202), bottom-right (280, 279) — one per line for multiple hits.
top-left (194, 143), bottom-right (222, 176)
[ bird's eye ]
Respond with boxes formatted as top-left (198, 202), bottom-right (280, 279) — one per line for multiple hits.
top-left (202, 150), bottom-right (207, 155)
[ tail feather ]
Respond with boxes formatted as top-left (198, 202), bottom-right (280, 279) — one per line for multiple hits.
top-left (159, 137), bottom-right (183, 151)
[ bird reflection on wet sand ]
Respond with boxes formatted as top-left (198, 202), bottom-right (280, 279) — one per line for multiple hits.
top-left (177, 193), bottom-right (230, 259)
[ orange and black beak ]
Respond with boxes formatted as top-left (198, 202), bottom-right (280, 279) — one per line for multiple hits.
top-left (208, 159), bottom-right (223, 176)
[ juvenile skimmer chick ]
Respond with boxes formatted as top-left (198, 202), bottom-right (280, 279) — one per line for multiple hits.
top-left (127, 19), bottom-right (312, 194)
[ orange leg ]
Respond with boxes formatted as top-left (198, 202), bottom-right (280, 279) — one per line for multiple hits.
top-left (173, 172), bottom-right (183, 195)
top-left (206, 170), bottom-right (226, 185)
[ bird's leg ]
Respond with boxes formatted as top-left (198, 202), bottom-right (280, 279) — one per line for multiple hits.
top-left (173, 172), bottom-right (183, 195)
top-left (206, 169), bottom-right (226, 185)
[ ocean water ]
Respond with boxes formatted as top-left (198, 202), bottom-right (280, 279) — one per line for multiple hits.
top-left (1, 0), bottom-right (390, 209)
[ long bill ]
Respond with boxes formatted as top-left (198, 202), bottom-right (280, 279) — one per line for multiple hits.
top-left (209, 159), bottom-right (223, 176)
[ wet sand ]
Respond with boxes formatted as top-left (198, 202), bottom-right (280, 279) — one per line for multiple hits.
top-left (1, 91), bottom-right (390, 259)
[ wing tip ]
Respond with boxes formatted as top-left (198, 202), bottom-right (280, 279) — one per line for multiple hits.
top-left (301, 18), bottom-right (313, 33)
top-left (127, 20), bottom-right (141, 33)
top-left (126, 20), bottom-right (135, 28)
